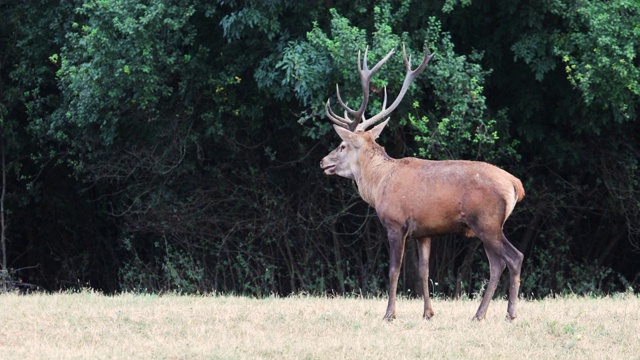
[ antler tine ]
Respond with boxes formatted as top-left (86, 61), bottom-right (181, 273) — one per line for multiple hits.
top-left (335, 84), bottom-right (357, 116)
top-left (368, 47), bottom-right (396, 74)
top-left (356, 44), bottom-right (434, 132)
top-left (350, 47), bottom-right (395, 124)
top-left (381, 86), bottom-right (388, 110)
top-left (328, 49), bottom-right (366, 131)
top-left (325, 98), bottom-right (354, 129)
top-left (377, 86), bottom-right (391, 129)
top-left (326, 47), bottom-right (396, 132)
top-left (403, 43), bottom-right (434, 77)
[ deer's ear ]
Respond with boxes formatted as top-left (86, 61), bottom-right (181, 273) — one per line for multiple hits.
top-left (333, 125), bottom-right (354, 142)
top-left (370, 118), bottom-right (390, 139)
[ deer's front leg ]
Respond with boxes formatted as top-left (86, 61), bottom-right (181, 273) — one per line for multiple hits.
top-left (383, 227), bottom-right (408, 321)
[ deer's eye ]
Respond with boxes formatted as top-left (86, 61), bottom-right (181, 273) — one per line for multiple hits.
top-left (339, 144), bottom-right (346, 151)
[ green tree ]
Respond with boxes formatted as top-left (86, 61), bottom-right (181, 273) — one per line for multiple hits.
top-left (2, 0), bottom-right (637, 296)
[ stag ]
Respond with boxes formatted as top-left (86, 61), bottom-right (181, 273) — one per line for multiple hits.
top-left (320, 45), bottom-right (525, 321)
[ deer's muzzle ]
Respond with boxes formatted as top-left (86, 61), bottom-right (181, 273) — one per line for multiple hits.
top-left (320, 159), bottom-right (336, 175)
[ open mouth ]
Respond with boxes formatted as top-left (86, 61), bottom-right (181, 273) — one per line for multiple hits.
top-left (322, 164), bottom-right (336, 175)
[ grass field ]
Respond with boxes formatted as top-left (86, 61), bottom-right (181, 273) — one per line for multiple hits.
top-left (0, 290), bottom-right (638, 359)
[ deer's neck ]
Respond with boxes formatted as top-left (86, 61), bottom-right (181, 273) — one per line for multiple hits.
top-left (354, 146), bottom-right (395, 207)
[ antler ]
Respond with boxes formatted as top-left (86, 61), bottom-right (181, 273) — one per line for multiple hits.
top-left (325, 47), bottom-right (395, 131)
top-left (326, 44), bottom-right (434, 133)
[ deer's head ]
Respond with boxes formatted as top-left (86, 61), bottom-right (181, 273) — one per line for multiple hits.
top-left (320, 45), bottom-right (433, 180)
top-left (320, 120), bottom-right (389, 179)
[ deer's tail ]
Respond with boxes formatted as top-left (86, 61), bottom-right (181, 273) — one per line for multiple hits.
top-left (513, 177), bottom-right (525, 203)
top-left (503, 175), bottom-right (525, 224)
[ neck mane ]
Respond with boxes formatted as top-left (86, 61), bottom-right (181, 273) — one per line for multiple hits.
top-left (354, 145), bottom-right (395, 206)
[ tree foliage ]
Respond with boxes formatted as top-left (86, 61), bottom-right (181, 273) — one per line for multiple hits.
top-left (0, 0), bottom-right (637, 296)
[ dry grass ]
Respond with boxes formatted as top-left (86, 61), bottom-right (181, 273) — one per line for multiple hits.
top-left (0, 290), bottom-right (638, 359)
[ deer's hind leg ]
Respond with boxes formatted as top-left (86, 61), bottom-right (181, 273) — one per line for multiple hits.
top-left (475, 241), bottom-right (506, 320)
top-left (472, 226), bottom-right (523, 321)
top-left (502, 234), bottom-right (523, 320)
top-left (416, 237), bottom-right (434, 319)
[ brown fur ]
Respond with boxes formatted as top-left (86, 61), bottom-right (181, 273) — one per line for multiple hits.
top-left (321, 127), bottom-right (525, 321)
